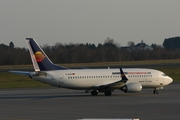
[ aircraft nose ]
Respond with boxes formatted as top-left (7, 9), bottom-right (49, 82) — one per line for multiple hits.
top-left (167, 77), bottom-right (173, 85)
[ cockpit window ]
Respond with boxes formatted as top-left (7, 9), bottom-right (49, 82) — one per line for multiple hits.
top-left (162, 73), bottom-right (167, 76)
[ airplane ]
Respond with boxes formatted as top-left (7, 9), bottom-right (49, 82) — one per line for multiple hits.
top-left (10, 38), bottom-right (173, 96)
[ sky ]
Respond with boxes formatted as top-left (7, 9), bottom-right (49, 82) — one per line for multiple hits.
top-left (0, 0), bottom-right (180, 48)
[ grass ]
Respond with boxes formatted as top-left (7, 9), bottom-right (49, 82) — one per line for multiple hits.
top-left (62, 59), bottom-right (180, 68)
top-left (0, 72), bottom-right (49, 89)
top-left (0, 59), bottom-right (180, 89)
top-left (1, 59), bottom-right (180, 69)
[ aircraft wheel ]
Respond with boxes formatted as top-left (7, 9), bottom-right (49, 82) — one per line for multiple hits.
top-left (153, 90), bottom-right (159, 94)
top-left (91, 90), bottom-right (98, 96)
top-left (104, 91), bottom-right (112, 96)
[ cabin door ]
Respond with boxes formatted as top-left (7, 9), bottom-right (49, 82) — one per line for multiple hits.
top-left (59, 73), bottom-right (64, 84)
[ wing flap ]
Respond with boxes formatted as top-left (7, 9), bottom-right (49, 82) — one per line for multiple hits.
top-left (93, 80), bottom-right (125, 89)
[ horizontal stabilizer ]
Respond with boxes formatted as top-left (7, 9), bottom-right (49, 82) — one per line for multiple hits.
top-left (9, 71), bottom-right (30, 76)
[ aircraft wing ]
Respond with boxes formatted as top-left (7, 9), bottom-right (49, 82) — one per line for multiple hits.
top-left (93, 68), bottom-right (128, 90)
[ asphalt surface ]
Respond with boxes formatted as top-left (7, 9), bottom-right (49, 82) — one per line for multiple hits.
top-left (0, 83), bottom-right (179, 120)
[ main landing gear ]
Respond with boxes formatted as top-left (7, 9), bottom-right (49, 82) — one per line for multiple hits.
top-left (104, 91), bottom-right (112, 96)
top-left (91, 90), bottom-right (98, 96)
top-left (90, 90), bottom-right (112, 96)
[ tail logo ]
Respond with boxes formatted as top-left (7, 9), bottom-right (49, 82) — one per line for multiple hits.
top-left (121, 74), bottom-right (125, 77)
top-left (34, 51), bottom-right (45, 62)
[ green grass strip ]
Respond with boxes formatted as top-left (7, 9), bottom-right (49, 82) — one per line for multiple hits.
top-left (0, 59), bottom-right (180, 89)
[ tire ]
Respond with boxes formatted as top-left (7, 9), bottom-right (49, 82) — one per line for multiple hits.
top-left (104, 91), bottom-right (112, 96)
top-left (91, 90), bottom-right (98, 96)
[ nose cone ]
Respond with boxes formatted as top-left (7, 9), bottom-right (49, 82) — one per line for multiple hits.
top-left (166, 76), bottom-right (173, 85)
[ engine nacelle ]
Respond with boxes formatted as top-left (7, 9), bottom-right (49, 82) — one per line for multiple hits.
top-left (121, 82), bottom-right (142, 93)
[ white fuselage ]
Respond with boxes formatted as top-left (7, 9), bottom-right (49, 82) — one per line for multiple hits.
top-left (31, 68), bottom-right (173, 90)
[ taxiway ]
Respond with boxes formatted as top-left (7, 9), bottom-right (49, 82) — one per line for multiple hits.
top-left (0, 83), bottom-right (179, 120)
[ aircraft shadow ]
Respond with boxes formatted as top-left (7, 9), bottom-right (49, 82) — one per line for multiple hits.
top-left (0, 92), bottom-right (146, 100)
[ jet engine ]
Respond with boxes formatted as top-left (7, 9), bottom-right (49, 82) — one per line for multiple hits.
top-left (121, 82), bottom-right (142, 93)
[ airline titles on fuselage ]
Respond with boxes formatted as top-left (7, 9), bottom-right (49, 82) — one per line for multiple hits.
top-left (125, 72), bottom-right (151, 74)
top-left (65, 73), bottom-right (75, 76)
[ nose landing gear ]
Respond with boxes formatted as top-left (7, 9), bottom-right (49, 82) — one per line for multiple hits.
top-left (153, 86), bottom-right (164, 94)
top-left (153, 88), bottom-right (159, 94)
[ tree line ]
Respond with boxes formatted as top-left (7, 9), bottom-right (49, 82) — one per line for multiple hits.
top-left (163, 37), bottom-right (180, 49)
top-left (0, 37), bottom-right (180, 65)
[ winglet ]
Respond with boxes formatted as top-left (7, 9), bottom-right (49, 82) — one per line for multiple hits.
top-left (120, 68), bottom-right (128, 83)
